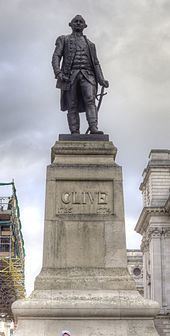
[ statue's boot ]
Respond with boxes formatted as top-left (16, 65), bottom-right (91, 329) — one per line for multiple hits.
top-left (67, 112), bottom-right (80, 134)
top-left (86, 108), bottom-right (103, 134)
top-left (90, 125), bottom-right (103, 134)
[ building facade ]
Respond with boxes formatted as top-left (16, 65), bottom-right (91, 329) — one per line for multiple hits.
top-left (135, 150), bottom-right (170, 335)
top-left (0, 182), bottom-right (25, 336)
top-left (127, 249), bottom-right (144, 296)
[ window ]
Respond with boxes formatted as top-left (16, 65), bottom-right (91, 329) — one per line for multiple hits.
top-left (0, 237), bottom-right (10, 252)
top-left (133, 267), bottom-right (141, 277)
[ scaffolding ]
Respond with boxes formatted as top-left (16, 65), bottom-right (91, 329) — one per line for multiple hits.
top-left (0, 182), bottom-right (25, 321)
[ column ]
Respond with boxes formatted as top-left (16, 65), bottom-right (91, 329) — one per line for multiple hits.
top-left (149, 228), bottom-right (162, 307)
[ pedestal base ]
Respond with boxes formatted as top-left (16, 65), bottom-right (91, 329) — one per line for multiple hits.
top-left (12, 139), bottom-right (160, 336)
top-left (13, 290), bottom-right (159, 336)
top-left (13, 318), bottom-right (159, 336)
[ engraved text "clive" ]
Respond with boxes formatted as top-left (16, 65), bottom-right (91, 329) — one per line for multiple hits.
top-left (61, 191), bottom-right (108, 205)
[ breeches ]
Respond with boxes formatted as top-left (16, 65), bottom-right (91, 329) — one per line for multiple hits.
top-left (67, 72), bottom-right (97, 130)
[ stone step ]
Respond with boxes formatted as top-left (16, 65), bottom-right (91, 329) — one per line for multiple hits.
top-left (155, 317), bottom-right (170, 336)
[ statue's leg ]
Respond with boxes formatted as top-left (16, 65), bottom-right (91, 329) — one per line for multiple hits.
top-left (80, 76), bottom-right (103, 134)
top-left (67, 79), bottom-right (80, 134)
top-left (67, 112), bottom-right (80, 134)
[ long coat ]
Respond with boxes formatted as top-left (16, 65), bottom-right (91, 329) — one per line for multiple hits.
top-left (52, 34), bottom-right (105, 112)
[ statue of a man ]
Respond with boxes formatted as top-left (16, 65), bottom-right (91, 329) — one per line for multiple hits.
top-left (52, 15), bottom-right (109, 134)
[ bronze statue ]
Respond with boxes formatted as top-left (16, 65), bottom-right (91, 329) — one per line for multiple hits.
top-left (52, 15), bottom-right (109, 134)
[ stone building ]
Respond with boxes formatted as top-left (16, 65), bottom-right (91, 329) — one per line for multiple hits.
top-left (127, 249), bottom-right (144, 296)
top-left (0, 182), bottom-right (25, 336)
top-left (135, 150), bottom-right (170, 336)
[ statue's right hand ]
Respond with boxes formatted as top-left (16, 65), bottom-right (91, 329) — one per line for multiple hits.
top-left (57, 72), bottom-right (69, 82)
top-left (57, 72), bottom-right (63, 81)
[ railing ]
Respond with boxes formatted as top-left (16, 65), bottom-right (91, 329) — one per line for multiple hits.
top-left (0, 197), bottom-right (13, 211)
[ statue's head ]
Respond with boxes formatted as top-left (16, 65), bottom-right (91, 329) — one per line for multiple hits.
top-left (69, 15), bottom-right (87, 33)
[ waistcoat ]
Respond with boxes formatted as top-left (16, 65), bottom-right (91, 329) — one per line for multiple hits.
top-left (72, 36), bottom-right (93, 71)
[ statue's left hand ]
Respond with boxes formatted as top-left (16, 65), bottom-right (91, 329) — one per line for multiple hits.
top-left (99, 79), bottom-right (109, 88)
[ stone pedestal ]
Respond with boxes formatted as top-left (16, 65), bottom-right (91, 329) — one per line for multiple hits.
top-left (12, 137), bottom-right (160, 336)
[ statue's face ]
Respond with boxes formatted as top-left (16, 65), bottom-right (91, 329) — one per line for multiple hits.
top-left (70, 16), bottom-right (86, 32)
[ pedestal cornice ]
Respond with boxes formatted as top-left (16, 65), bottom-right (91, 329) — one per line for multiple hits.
top-left (51, 139), bottom-right (117, 164)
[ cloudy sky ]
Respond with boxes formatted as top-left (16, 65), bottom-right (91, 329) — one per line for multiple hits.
top-left (0, 0), bottom-right (170, 295)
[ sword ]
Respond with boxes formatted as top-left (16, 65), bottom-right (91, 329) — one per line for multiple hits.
top-left (85, 86), bottom-right (107, 134)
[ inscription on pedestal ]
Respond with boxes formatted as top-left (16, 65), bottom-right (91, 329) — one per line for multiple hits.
top-left (56, 181), bottom-right (113, 215)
